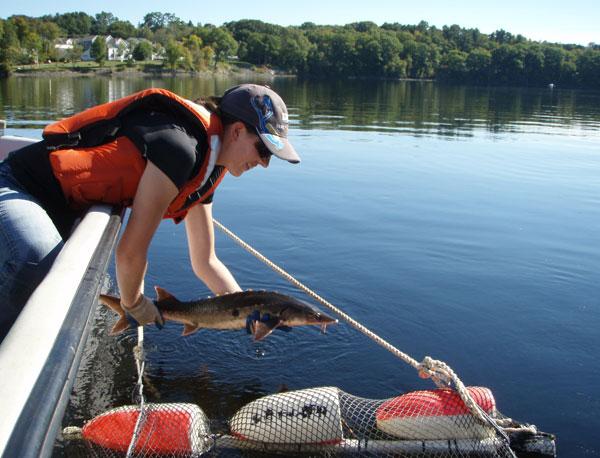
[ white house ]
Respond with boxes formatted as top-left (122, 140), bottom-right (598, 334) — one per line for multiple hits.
top-left (67, 36), bottom-right (128, 61)
top-left (106, 36), bottom-right (130, 61)
top-left (54, 36), bottom-right (160, 62)
top-left (54, 38), bottom-right (74, 60)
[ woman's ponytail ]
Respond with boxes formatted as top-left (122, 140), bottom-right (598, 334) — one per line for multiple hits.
top-left (195, 95), bottom-right (248, 128)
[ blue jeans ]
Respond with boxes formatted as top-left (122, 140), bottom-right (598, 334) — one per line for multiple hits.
top-left (0, 160), bottom-right (63, 342)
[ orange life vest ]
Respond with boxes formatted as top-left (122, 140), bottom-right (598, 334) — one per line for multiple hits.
top-left (42, 88), bottom-right (226, 223)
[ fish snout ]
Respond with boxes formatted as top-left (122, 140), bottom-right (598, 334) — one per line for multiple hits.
top-left (314, 312), bottom-right (337, 334)
top-left (315, 311), bottom-right (338, 325)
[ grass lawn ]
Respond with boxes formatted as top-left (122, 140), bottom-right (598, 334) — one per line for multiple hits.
top-left (15, 60), bottom-right (164, 73)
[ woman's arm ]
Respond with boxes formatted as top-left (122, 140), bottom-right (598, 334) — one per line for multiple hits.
top-left (185, 203), bottom-right (242, 295)
top-left (116, 161), bottom-right (178, 308)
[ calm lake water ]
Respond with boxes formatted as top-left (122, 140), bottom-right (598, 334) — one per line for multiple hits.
top-left (1, 76), bottom-right (599, 457)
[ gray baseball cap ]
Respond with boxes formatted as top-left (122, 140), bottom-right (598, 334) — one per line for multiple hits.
top-left (221, 84), bottom-right (300, 164)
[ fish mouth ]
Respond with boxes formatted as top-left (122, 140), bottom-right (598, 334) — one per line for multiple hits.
top-left (315, 312), bottom-right (338, 324)
top-left (309, 314), bottom-right (338, 333)
top-left (318, 318), bottom-right (337, 334)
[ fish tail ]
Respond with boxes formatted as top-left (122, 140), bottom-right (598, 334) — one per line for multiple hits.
top-left (109, 316), bottom-right (131, 335)
top-left (99, 294), bottom-right (123, 314)
top-left (98, 294), bottom-right (131, 335)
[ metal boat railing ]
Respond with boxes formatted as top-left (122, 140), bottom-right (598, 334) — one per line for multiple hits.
top-left (0, 206), bottom-right (122, 457)
top-left (0, 131), bottom-right (123, 457)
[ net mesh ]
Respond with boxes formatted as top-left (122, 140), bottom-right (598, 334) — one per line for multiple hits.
top-left (61, 385), bottom-right (537, 457)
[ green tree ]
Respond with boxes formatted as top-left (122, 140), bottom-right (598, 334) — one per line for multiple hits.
top-left (328, 32), bottom-right (358, 75)
top-left (243, 32), bottom-right (280, 66)
top-left (491, 29), bottom-right (514, 45)
top-left (109, 20), bottom-right (136, 39)
top-left (491, 45), bottom-right (524, 84)
top-left (577, 49), bottom-right (600, 88)
top-left (152, 28), bottom-right (171, 47)
top-left (183, 35), bottom-right (216, 70)
top-left (164, 39), bottom-right (185, 70)
top-left (560, 54), bottom-right (577, 86)
top-left (523, 45), bottom-right (544, 85)
top-left (166, 17), bottom-right (192, 41)
top-left (408, 42), bottom-right (437, 78)
top-left (0, 19), bottom-right (20, 75)
top-left (92, 12), bottom-right (115, 35)
top-left (54, 12), bottom-right (92, 36)
top-left (37, 21), bottom-right (61, 62)
top-left (225, 19), bottom-right (282, 44)
top-left (65, 43), bottom-right (83, 63)
top-left (380, 31), bottom-right (403, 64)
top-left (0, 15), bottom-right (596, 88)
top-left (200, 46), bottom-right (215, 69)
top-left (142, 12), bottom-right (180, 32)
top-left (142, 12), bottom-right (165, 32)
top-left (347, 21), bottom-right (378, 33)
top-left (384, 56), bottom-right (407, 78)
top-left (276, 28), bottom-right (311, 72)
top-left (22, 31), bottom-right (42, 64)
top-left (355, 33), bottom-right (384, 76)
top-left (542, 46), bottom-right (564, 84)
top-left (132, 40), bottom-right (152, 61)
top-left (466, 48), bottom-right (491, 83)
top-left (91, 36), bottom-right (107, 65)
top-left (137, 25), bottom-right (154, 41)
top-left (200, 27), bottom-right (237, 62)
top-left (440, 49), bottom-right (468, 81)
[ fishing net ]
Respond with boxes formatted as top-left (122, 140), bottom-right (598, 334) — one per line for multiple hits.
top-left (61, 384), bottom-right (554, 457)
top-left (59, 222), bottom-right (555, 457)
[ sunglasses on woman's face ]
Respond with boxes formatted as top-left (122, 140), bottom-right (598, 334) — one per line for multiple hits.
top-left (255, 138), bottom-right (272, 160)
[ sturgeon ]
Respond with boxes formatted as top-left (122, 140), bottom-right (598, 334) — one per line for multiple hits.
top-left (99, 287), bottom-right (338, 341)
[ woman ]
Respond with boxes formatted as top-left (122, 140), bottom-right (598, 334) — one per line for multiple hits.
top-left (0, 84), bottom-right (300, 342)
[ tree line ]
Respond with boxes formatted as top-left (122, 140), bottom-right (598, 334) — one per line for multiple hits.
top-left (1, 12), bottom-right (599, 88)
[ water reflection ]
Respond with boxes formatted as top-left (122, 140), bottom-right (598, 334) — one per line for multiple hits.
top-left (2, 76), bottom-right (599, 138)
top-left (3, 76), bottom-right (599, 457)
top-left (276, 79), bottom-right (600, 137)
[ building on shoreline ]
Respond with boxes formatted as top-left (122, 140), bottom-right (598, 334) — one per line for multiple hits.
top-left (54, 36), bottom-right (158, 62)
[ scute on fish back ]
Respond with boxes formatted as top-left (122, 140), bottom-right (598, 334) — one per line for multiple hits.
top-left (99, 287), bottom-right (337, 341)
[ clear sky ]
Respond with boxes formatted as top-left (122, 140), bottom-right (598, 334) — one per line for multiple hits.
top-left (4, 0), bottom-right (599, 45)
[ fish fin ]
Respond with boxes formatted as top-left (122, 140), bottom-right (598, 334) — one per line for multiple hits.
top-left (155, 286), bottom-right (177, 302)
top-left (246, 311), bottom-right (261, 334)
top-left (182, 323), bottom-right (200, 336)
top-left (109, 316), bottom-right (131, 335)
top-left (252, 318), bottom-right (280, 341)
top-left (99, 294), bottom-right (124, 316)
top-left (99, 294), bottom-right (130, 335)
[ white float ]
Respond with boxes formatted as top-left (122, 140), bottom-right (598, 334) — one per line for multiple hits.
top-left (230, 386), bottom-right (344, 444)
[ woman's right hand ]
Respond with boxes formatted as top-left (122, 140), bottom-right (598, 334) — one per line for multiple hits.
top-left (122, 294), bottom-right (164, 328)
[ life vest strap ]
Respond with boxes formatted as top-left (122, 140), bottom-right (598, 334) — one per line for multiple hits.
top-left (45, 132), bottom-right (82, 151)
top-left (45, 118), bottom-right (123, 151)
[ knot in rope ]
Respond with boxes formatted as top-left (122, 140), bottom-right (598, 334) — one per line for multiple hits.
top-left (418, 357), bottom-right (494, 428)
top-left (417, 356), bottom-right (454, 387)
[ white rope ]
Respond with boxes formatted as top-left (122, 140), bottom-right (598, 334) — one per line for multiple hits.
top-left (126, 326), bottom-right (146, 457)
top-left (213, 218), bottom-right (497, 428)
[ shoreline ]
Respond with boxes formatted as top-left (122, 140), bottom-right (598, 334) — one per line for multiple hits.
top-left (9, 67), bottom-right (430, 83)
top-left (10, 67), bottom-right (285, 79)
